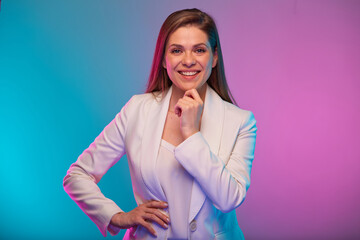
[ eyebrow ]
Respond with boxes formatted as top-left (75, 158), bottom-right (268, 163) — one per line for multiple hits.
top-left (168, 43), bottom-right (209, 48)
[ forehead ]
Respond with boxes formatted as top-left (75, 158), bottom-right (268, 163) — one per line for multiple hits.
top-left (167, 26), bottom-right (209, 46)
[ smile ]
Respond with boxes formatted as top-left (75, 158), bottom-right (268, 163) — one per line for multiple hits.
top-left (178, 71), bottom-right (200, 76)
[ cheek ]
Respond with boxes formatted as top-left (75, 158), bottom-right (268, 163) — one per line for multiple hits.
top-left (164, 60), bottom-right (176, 78)
top-left (199, 54), bottom-right (212, 68)
top-left (165, 57), bottom-right (174, 70)
top-left (205, 58), bottom-right (214, 70)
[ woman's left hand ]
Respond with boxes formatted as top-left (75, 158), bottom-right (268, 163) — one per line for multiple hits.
top-left (174, 89), bottom-right (204, 139)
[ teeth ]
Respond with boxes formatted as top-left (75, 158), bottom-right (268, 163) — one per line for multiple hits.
top-left (179, 71), bottom-right (198, 76)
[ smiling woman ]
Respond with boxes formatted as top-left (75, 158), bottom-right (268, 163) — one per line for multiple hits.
top-left (63, 8), bottom-right (257, 239)
top-left (163, 26), bottom-right (218, 103)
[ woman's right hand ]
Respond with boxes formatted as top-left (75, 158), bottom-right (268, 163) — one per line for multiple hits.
top-left (109, 201), bottom-right (170, 237)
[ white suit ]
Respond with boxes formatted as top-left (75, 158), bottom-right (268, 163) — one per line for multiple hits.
top-left (63, 85), bottom-right (257, 239)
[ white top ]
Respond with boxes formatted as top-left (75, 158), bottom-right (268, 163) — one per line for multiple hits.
top-left (156, 139), bottom-right (194, 239)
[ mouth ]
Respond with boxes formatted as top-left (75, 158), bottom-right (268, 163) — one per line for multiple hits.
top-left (178, 71), bottom-right (200, 76)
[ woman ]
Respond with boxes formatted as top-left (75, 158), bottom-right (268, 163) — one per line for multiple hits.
top-left (63, 8), bottom-right (257, 239)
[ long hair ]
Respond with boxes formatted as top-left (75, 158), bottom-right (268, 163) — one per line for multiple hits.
top-left (145, 8), bottom-right (236, 105)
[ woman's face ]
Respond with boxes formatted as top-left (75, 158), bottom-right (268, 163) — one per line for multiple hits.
top-left (163, 25), bottom-right (218, 94)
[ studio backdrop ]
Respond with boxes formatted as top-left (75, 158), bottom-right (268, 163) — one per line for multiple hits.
top-left (0, 0), bottom-right (359, 239)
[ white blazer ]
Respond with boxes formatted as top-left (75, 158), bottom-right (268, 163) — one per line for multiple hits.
top-left (63, 85), bottom-right (257, 239)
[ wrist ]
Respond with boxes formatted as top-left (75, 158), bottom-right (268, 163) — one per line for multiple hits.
top-left (182, 129), bottom-right (199, 140)
top-left (110, 212), bottom-right (124, 226)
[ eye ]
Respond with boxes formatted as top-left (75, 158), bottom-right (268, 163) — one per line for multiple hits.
top-left (171, 48), bottom-right (182, 54)
top-left (195, 48), bottom-right (206, 54)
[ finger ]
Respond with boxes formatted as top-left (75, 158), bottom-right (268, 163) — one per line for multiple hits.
top-left (177, 98), bottom-right (193, 107)
top-left (182, 96), bottom-right (200, 107)
top-left (143, 212), bottom-right (169, 229)
top-left (145, 208), bottom-right (170, 224)
top-left (139, 219), bottom-right (157, 237)
top-left (145, 201), bottom-right (168, 209)
top-left (184, 89), bottom-right (202, 104)
top-left (174, 100), bottom-right (190, 117)
top-left (185, 93), bottom-right (194, 99)
top-left (174, 105), bottom-right (182, 117)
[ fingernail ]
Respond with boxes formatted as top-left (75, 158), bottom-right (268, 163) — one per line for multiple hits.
top-left (164, 223), bottom-right (168, 228)
top-left (167, 217), bottom-right (170, 222)
top-left (163, 202), bottom-right (168, 206)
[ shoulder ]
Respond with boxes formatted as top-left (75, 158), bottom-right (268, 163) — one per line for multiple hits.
top-left (207, 86), bottom-right (256, 129)
top-left (116, 90), bottom-right (168, 121)
top-left (223, 101), bottom-right (256, 130)
top-left (127, 92), bottom-right (157, 105)
top-left (122, 91), bottom-right (160, 112)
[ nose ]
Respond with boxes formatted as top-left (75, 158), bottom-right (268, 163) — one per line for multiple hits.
top-left (181, 52), bottom-right (195, 67)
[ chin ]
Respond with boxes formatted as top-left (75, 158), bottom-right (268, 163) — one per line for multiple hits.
top-left (180, 84), bottom-right (202, 92)
top-left (171, 77), bottom-right (207, 93)
top-left (184, 80), bottom-right (206, 89)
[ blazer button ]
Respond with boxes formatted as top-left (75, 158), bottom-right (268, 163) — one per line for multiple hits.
top-left (190, 220), bottom-right (197, 232)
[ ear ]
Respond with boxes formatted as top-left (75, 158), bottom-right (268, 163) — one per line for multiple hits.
top-left (212, 48), bottom-right (218, 68)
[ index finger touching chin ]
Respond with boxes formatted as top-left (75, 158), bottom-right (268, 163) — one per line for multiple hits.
top-left (184, 89), bottom-right (202, 103)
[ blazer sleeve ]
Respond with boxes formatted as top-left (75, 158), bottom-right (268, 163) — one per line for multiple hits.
top-left (174, 110), bottom-right (257, 213)
top-left (63, 97), bottom-right (133, 237)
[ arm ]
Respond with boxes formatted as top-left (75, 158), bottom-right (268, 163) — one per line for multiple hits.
top-left (63, 97), bottom-right (170, 237)
top-left (63, 99), bottom-right (131, 237)
top-left (174, 111), bottom-right (257, 212)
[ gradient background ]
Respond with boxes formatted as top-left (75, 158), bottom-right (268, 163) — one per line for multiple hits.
top-left (0, 0), bottom-right (359, 239)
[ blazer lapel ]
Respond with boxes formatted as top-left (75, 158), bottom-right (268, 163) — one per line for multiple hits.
top-left (188, 85), bottom-right (225, 223)
top-left (200, 85), bottom-right (224, 157)
top-left (139, 86), bottom-right (172, 202)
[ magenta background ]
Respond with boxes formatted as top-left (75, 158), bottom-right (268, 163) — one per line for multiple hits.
top-left (226, 1), bottom-right (360, 239)
top-left (230, 3), bottom-right (358, 240)
top-left (229, 2), bottom-right (360, 239)
top-left (0, 0), bottom-right (359, 239)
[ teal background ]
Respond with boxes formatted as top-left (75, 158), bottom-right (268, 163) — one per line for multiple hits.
top-left (0, 1), bottom-right (156, 239)
top-left (0, 1), bottom-right (235, 239)
top-left (1, 0), bottom-right (359, 239)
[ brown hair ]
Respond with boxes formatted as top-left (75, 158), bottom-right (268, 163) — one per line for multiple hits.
top-left (145, 8), bottom-right (236, 105)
